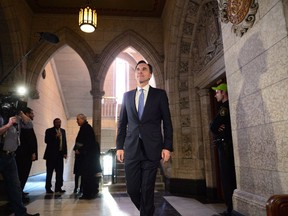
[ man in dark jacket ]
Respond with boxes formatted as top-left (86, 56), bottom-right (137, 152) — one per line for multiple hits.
top-left (15, 107), bottom-right (38, 201)
top-left (44, 118), bottom-right (67, 193)
top-left (74, 113), bottom-right (102, 199)
top-left (210, 83), bottom-right (236, 216)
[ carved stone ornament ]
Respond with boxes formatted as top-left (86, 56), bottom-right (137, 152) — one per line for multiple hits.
top-left (218, 0), bottom-right (258, 37)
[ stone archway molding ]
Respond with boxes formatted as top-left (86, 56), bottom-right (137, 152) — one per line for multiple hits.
top-left (95, 29), bottom-right (164, 91)
top-left (26, 27), bottom-right (97, 99)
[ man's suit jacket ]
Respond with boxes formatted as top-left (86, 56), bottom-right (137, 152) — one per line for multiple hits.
top-left (16, 127), bottom-right (38, 160)
top-left (116, 86), bottom-right (173, 161)
top-left (44, 127), bottom-right (67, 160)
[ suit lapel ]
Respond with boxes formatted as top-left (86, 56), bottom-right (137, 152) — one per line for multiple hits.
top-left (130, 89), bottom-right (138, 118)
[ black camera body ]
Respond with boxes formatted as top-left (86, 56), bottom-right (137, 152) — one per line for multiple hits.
top-left (0, 93), bottom-right (27, 124)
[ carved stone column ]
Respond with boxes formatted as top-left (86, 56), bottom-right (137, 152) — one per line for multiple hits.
top-left (91, 89), bottom-right (105, 146)
top-left (197, 88), bottom-right (217, 199)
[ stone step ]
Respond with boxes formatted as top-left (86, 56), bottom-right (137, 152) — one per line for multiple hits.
top-left (114, 175), bottom-right (163, 183)
top-left (108, 182), bottom-right (165, 193)
top-left (116, 168), bottom-right (162, 176)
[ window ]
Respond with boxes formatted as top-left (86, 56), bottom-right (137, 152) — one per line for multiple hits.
top-left (115, 58), bottom-right (129, 104)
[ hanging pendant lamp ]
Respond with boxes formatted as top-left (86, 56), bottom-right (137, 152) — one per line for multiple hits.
top-left (79, 5), bottom-right (97, 33)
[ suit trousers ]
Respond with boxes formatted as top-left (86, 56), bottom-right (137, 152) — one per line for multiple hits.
top-left (45, 154), bottom-right (64, 190)
top-left (15, 153), bottom-right (32, 191)
top-left (125, 148), bottom-right (160, 216)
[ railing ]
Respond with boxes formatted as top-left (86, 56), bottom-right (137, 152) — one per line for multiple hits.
top-left (266, 194), bottom-right (288, 216)
top-left (101, 98), bottom-right (121, 118)
top-left (101, 148), bottom-right (117, 184)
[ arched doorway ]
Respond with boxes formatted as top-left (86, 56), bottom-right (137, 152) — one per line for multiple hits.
top-left (101, 46), bottom-right (156, 152)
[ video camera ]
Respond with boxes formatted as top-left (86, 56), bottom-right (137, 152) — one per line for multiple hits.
top-left (0, 93), bottom-right (27, 124)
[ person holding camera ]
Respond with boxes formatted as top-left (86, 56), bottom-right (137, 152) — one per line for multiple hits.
top-left (0, 112), bottom-right (40, 216)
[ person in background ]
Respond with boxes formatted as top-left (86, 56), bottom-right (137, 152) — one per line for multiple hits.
top-left (15, 107), bottom-right (38, 202)
top-left (44, 118), bottom-right (67, 194)
top-left (210, 83), bottom-right (237, 216)
top-left (75, 113), bottom-right (102, 199)
top-left (116, 60), bottom-right (173, 216)
top-left (0, 112), bottom-right (40, 216)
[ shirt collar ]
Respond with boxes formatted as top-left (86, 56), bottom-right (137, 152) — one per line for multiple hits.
top-left (137, 84), bottom-right (149, 92)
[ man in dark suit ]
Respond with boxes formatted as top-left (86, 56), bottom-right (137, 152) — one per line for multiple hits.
top-left (116, 60), bottom-right (173, 216)
top-left (15, 107), bottom-right (38, 202)
top-left (44, 118), bottom-right (67, 193)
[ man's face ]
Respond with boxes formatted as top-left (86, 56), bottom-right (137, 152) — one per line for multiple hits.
top-left (135, 63), bottom-right (152, 86)
top-left (27, 111), bottom-right (34, 120)
top-left (215, 90), bottom-right (224, 102)
top-left (54, 119), bottom-right (61, 128)
top-left (76, 116), bottom-right (85, 126)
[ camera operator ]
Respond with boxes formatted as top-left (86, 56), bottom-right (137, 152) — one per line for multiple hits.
top-left (0, 111), bottom-right (40, 216)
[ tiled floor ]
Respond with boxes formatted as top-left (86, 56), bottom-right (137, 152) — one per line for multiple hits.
top-left (0, 173), bottom-right (226, 216)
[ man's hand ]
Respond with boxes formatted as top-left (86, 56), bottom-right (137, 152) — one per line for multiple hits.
top-left (8, 116), bottom-right (17, 127)
top-left (0, 116), bottom-right (17, 135)
top-left (161, 149), bottom-right (171, 163)
top-left (18, 111), bottom-right (30, 124)
top-left (31, 153), bottom-right (37, 161)
top-left (116, 150), bottom-right (124, 163)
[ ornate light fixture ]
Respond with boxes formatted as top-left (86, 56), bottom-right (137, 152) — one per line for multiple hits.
top-left (79, 4), bottom-right (97, 33)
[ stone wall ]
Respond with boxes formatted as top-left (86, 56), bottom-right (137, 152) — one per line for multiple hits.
top-left (28, 61), bottom-right (67, 176)
top-left (220, 1), bottom-right (288, 215)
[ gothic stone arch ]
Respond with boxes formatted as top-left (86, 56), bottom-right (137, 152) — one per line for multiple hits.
top-left (95, 29), bottom-right (164, 92)
top-left (26, 27), bottom-right (97, 98)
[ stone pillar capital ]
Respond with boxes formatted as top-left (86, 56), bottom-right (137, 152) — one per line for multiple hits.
top-left (91, 89), bottom-right (105, 99)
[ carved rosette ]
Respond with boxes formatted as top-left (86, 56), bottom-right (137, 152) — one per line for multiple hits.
top-left (218, 0), bottom-right (258, 37)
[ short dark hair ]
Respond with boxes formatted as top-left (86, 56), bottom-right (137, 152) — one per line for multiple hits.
top-left (53, 118), bottom-right (61, 124)
top-left (23, 107), bottom-right (33, 114)
top-left (135, 60), bottom-right (153, 73)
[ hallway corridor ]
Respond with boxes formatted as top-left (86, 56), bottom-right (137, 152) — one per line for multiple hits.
top-left (0, 172), bottom-right (225, 216)
top-left (0, 147), bottom-right (226, 216)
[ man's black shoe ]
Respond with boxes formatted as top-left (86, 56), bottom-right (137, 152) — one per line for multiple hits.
top-left (219, 211), bottom-right (233, 216)
top-left (79, 195), bottom-right (94, 200)
top-left (46, 189), bottom-right (54, 194)
top-left (55, 189), bottom-right (66, 193)
top-left (22, 196), bottom-right (30, 203)
top-left (25, 213), bottom-right (40, 216)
